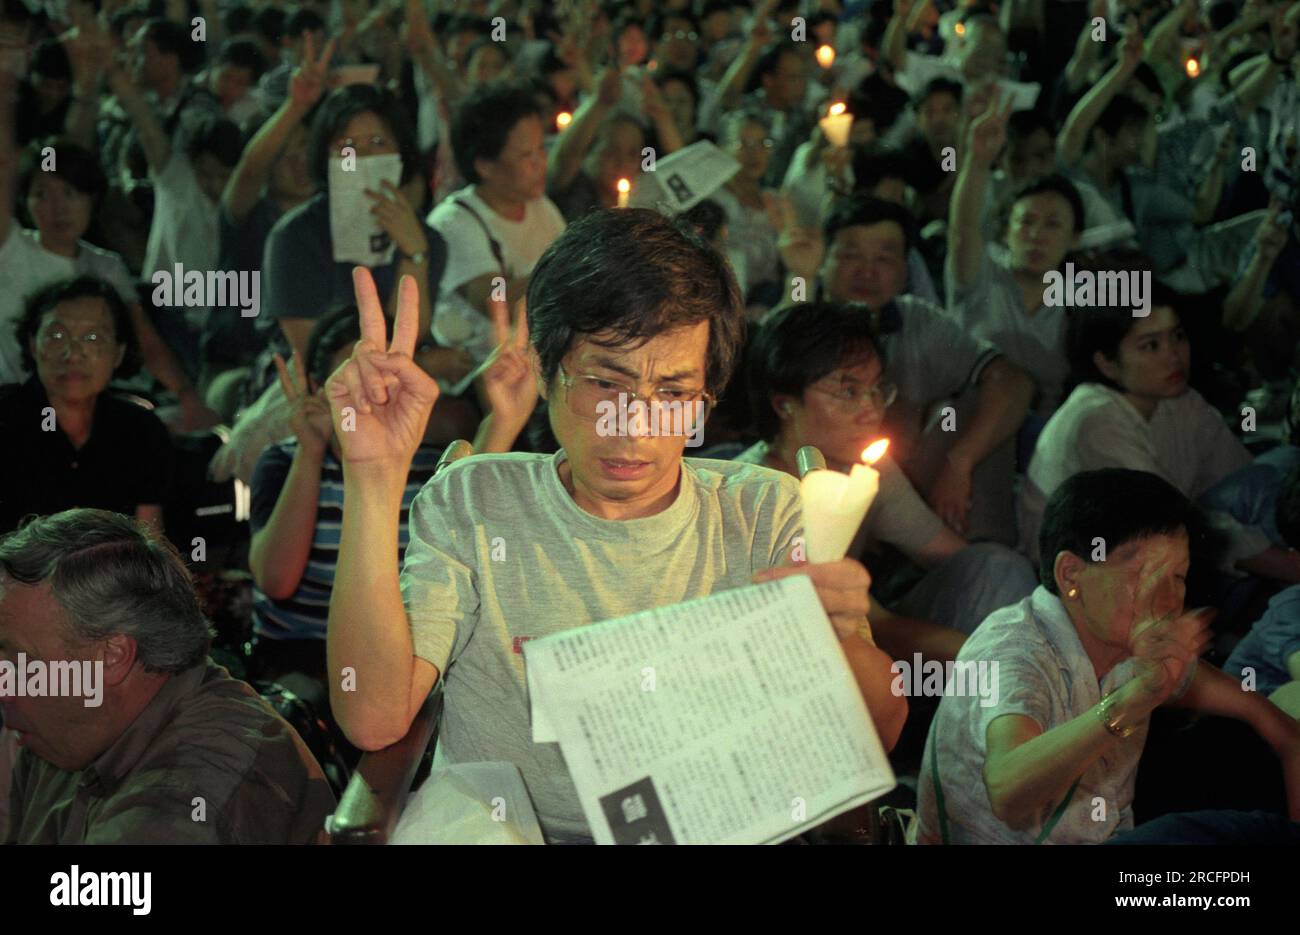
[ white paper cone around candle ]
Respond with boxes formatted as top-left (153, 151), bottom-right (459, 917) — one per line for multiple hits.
top-left (799, 439), bottom-right (888, 564)
top-left (819, 102), bottom-right (853, 148)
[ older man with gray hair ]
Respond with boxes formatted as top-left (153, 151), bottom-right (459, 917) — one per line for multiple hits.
top-left (0, 509), bottom-right (335, 844)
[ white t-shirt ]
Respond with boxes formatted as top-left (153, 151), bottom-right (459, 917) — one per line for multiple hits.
top-left (1019, 382), bottom-right (1267, 566)
top-left (0, 222), bottom-right (138, 385)
top-left (143, 154), bottom-right (221, 289)
top-left (426, 188), bottom-right (566, 362)
top-left (400, 450), bottom-right (803, 841)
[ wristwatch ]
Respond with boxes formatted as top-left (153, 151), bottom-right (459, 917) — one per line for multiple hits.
top-left (399, 248), bottom-right (428, 264)
top-left (1097, 691), bottom-right (1137, 739)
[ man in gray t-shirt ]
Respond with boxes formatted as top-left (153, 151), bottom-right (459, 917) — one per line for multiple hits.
top-left (325, 209), bottom-right (907, 842)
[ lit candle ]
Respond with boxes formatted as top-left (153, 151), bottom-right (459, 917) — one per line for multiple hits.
top-left (818, 101), bottom-right (853, 148)
top-left (955, 22), bottom-right (966, 37)
top-left (799, 439), bottom-right (889, 564)
top-left (1185, 57), bottom-right (1200, 78)
top-left (815, 44), bottom-right (835, 69)
top-left (616, 177), bottom-right (631, 208)
top-left (556, 110), bottom-right (573, 130)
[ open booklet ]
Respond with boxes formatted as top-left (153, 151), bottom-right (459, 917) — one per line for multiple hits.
top-left (523, 575), bottom-right (896, 844)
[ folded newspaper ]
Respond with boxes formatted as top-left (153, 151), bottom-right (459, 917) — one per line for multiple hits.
top-left (523, 575), bottom-right (896, 844)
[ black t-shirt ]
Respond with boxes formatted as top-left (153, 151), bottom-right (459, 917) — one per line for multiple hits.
top-left (0, 379), bottom-right (174, 532)
top-left (262, 192), bottom-right (448, 325)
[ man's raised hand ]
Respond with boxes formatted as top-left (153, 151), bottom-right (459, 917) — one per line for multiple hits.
top-left (326, 268), bottom-right (440, 469)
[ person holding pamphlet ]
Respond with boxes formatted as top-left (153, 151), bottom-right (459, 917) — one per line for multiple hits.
top-left (325, 208), bottom-right (906, 844)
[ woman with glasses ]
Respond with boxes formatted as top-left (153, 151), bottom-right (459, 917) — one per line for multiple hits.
top-left (0, 276), bottom-right (171, 533)
top-left (741, 301), bottom-right (1037, 658)
top-left (714, 108), bottom-right (784, 311)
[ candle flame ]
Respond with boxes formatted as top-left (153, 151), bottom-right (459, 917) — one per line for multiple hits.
top-left (816, 44), bottom-right (835, 68)
top-left (828, 101), bottom-right (846, 117)
top-left (862, 439), bottom-right (889, 464)
top-left (1185, 57), bottom-right (1199, 78)
top-left (955, 22), bottom-right (966, 36)
top-left (616, 178), bottom-right (631, 194)
top-left (556, 111), bottom-right (573, 129)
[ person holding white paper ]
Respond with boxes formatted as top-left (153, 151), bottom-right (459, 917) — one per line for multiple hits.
top-left (324, 208), bottom-right (906, 843)
top-left (261, 85), bottom-right (457, 374)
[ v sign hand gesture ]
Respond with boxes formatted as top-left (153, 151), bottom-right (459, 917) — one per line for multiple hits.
top-left (275, 350), bottom-right (333, 458)
top-left (326, 268), bottom-right (441, 472)
top-left (479, 293), bottom-right (538, 433)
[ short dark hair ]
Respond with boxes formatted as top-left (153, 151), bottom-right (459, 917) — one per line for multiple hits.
top-left (1277, 464), bottom-right (1300, 551)
top-left (852, 148), bottom-right (911, 195)
top-left (249, 5), bottom-right (284, 44)
top-left (18, 137), bottom-right (107, 209)
top-left (916, 76), bottom-right (962, 108)
top-left (223, 4), bottom-right (255, 38)
top-left (178, 111), bottom-right (243, 166)
top-left (750, 39), bottom-right (802, 91)
top-left (1038, 468), bottom-right (1194, 594)
top-left (285, 6), bottom-right (326, 38)
top-left (825, 193), bottom-right (915, 252)
top-left (16, 275), bottom-right (141, 380)
top-left (527, 208), bottom-right (744, 399)
top-left (306, 304), bottom-right (363, 388)
top-left (0, 509), bottom-right (214, 674)
top-left (747, 301), bottom-right (884, 440)
top-left (307, 84), bottom-right (421, 189)
top-left (654, 67), bottom-right (699, 106)
top-left (1092, 94), bottom-right (1151, 146)
top-left (30, 38), bottom-right (72, 80)
top-left (216, 37), bottom-right (267, 79)
top-left (1064, 279), bottom-right (1183, 391)
top-left (680, 198), bottom-right (726, 243)
top-left (1011, 172), bottom-right (1086, 233)
top-left (141, 17), bottom-right (202, 73)
top-left (450, 81), bottom-right (542, 185)
top-left (1007, 109), bottom-right (1056, 145)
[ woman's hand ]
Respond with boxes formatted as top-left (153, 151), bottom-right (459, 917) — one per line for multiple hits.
top-left (325, 268), bottom-right (441, 470)
top-left (274, 350), bottom-right (333, 458)
top-left (478, 293), bottom-right (538, 432)
top-left (288, 31), bottom-right (336, 111)
top-left (366, 179), bottom-right (428, 258)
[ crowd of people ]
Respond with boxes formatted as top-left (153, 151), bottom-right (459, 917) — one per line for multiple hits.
top-left (2, 0), bottom-right (1300, 845)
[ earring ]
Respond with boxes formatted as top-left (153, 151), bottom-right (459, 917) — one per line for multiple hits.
top-left (1067, 588), bottom-right (1078, 598)
top-left (781, 404), bottom-right (792, 415)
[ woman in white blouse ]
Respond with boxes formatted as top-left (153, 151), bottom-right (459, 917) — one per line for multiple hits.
top-left (1021, 292), bottom-right (1300, 584)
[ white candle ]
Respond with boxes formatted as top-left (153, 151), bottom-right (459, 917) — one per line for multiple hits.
top-left (799, 439), bottom-right (888, 564)
top-left (616, 177), bottom-right (631, 208)
top-left (819, 102), bottom-right (853, 149)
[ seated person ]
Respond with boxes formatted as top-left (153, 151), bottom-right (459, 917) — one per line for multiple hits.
top-left (1225, 464), bottom-right (1300, 716)
top-left (0, 277), bottom-right (172, 533)
top-left (247, 307), bottom-right (443, 692)
top-left (918, 468), bottom-right (1300, 844)
top-left (427, 81), bottom-right (566, 365)
top-left (1021, 292), bottom-right (1300, 584)
top-left (779, 193), bottom-right (1035, 544)
top-left (0, 509), bottom-right (336, 843)
top-left (325, 209), bottom-right (907, 843)
top-left (948, 95), bottom-right (1085, 418)
top-left (740, 301), bottom-right (1036, 657)
top-left (262, 83), bottom-right (452, 370)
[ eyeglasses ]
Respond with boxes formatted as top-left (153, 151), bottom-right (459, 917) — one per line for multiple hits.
top-left (663, 30), bottom-right (699, 42)
top-left (808, 380), bottom-right (897, 412)
top-left (556, 364), bottom-right (715, 425)
top-left (736, 138), bottom-right (774, 151)
top-left (36, 327), bottom-right (114, 358)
